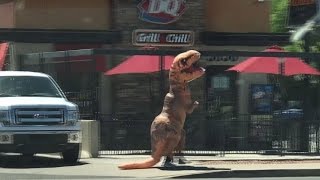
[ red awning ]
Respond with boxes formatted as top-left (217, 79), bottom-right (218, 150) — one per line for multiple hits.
top-left (105, 55), bottom-right (174, 75)
top-left (0, 43), bottom-right (9, 71)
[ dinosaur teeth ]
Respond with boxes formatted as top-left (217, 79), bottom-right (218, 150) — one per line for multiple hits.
top-left (200, 67), bottom-right (206, 72)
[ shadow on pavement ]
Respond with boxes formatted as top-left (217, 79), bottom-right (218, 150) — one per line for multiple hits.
top-left (0, 154), bottom-right (88, 168)
top-left (158, 165), bottom-right (230, 171)
top-left (172, 169), bottom-right (320, 178)
top-left (0, 172), bottom-right (129, 179)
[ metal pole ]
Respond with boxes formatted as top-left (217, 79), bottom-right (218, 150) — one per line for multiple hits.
top-left (65, 50), bottom-right (71, 73)
top-left (39, 53), bottom-right (44, 72)
top-left (278, 58), bottom-right (285, 156)
top-left (159, 55), bottom-right (165, 99)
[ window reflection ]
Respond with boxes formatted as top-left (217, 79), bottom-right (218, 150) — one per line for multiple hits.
top-left (0, 76), bottom-right (62, 97)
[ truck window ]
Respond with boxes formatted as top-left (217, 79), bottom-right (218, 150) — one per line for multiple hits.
top-left (0, 76), bottom-right (63, 97)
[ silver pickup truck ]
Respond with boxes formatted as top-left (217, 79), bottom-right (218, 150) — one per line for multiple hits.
top-left (0, 71), bottom-right (81, 163)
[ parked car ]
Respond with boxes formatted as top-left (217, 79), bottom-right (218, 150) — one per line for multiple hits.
top-left (273, 108), bottom-right (303, 120)
top-left (0, 71), bottom-right (81, 163)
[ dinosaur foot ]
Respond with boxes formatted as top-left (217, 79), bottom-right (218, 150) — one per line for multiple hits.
top-left (161, 156), bottom-right (177, 168)
top-left (162, 161), bottom-right (177, 168)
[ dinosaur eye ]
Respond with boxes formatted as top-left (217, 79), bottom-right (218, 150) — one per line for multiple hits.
top-left (181, 59), bottom-right (187, 65)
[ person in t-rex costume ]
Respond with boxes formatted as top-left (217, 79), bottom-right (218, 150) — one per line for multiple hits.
top-left (118, 50), bottom-right (205, 170)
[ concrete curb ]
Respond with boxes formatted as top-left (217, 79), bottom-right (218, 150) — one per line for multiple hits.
top-left (172, 169), bottom-right (320, 178)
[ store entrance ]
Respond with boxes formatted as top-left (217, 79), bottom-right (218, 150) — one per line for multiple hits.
top-left (206, 65), bottom-right (237, 118)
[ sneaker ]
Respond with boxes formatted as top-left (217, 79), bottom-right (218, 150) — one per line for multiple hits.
top-left (178, 156), bottom-right (191, 164)
top-left (161, 156), bottom-right (173, 167)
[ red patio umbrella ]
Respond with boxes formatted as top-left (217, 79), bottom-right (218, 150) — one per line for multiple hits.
top-left (226, 46), bottom-right (320, 76)
top-left (105, 55), bottom-right (174, 75)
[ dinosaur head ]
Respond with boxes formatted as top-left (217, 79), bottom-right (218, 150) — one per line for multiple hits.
top-left (169, 50), bottom-right (205, 84)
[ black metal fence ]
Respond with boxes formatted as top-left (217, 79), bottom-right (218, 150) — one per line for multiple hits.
top-left (65, 89), bottom-right (99, 120)
top-left (97, 113), bottom-right (320, 155)
top-left (18, 48), bottom-right (320, 156)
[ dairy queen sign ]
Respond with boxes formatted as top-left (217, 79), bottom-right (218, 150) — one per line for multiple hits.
top-left (137, 0), bottom-right (187, 24)
top-left (132, 29), bottom-right (194, 47)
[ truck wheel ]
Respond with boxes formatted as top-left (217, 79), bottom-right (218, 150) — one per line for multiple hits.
top-left (62, 145), bottom-right (80, 164)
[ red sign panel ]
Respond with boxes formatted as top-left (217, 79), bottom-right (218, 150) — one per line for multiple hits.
top-left (132, 29), bottom-right (194, 47)
top-left (137, 0), bottom-right (187, 24)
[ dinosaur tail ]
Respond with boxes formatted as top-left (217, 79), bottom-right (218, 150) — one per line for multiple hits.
top-left (118, 157), bottom-right (160, 170)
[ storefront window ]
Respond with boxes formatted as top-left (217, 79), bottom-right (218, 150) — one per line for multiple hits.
top-left (211, 75), bottom-right (230, 90)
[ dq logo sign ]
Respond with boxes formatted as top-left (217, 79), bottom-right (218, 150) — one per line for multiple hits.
top-left (138, 0), bottom-right (187, 24)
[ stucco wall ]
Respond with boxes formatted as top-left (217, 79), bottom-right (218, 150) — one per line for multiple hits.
top-left (205, 0), bottom-right (271, 32)
top-left (15, 0), bottom-right (112, 30)
top-left (0, 2), bottom-right (14, 28)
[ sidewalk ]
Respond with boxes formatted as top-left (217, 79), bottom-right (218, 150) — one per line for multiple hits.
top-left (95, 154), bottom-right (320, 178)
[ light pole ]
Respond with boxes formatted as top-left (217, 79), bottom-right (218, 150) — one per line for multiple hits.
top-left (302, 32), bottom-right (312, 151)
top-left (290, 9), bottom-right (320, 43)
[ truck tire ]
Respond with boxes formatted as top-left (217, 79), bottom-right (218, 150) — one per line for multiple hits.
top-left (62, 145), bottom-right (80, 164)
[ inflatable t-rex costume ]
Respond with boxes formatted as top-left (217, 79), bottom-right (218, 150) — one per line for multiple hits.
top-left (118, 50), bottom-right (205, 170)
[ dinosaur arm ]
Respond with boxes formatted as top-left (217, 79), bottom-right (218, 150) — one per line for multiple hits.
top-left (186, 101), bottom-right (199, 114)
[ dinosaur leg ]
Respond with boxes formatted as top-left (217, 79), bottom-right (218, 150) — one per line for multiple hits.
top-left (151, 120), bottom-right (181, 168)
top-left (175, 129), bottom-right (191, 164)
top-left (163, 129), bottom-right (187, 165)
top-left (157, 132), bottom-right (181, 167)
top-left (162, 148), bottom-right (175, 166)
top-left (161, 139), bottom-right (180, 168)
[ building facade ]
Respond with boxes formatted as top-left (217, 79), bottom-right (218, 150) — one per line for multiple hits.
top-left (0, 0), bottom-right (293, 150)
